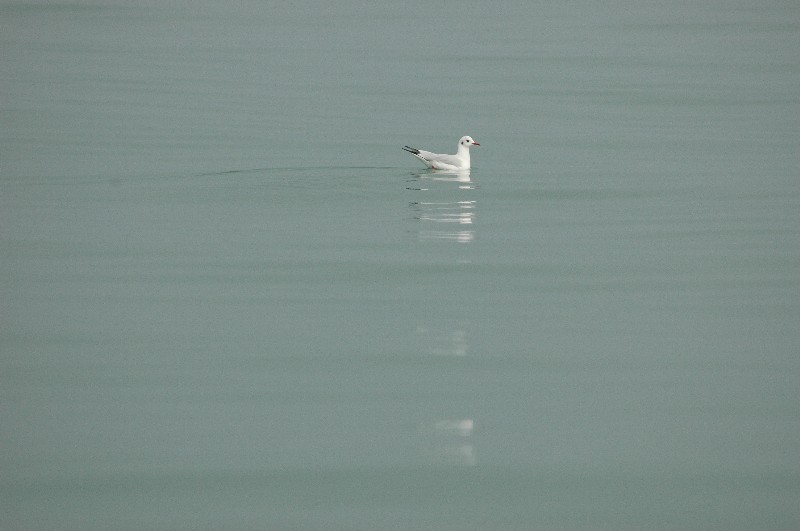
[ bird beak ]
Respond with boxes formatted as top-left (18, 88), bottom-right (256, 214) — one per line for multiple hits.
top-left (472, 141), bottom-right (480, 146)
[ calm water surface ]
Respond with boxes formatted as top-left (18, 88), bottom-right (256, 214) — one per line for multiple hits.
top-left (2, 1), bottom-right (799, 529)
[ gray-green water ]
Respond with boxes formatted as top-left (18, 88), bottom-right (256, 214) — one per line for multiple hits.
top-left (2, 1), bottom-right (799, 528)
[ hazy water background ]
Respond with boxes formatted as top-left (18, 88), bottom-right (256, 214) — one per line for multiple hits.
top-left (2, 0), bottom-right (799, 528)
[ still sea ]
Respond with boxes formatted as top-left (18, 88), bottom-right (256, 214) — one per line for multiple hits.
top-left (2, 1), bottom-right (799, 528)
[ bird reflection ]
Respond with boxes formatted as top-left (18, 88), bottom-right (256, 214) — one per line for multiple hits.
top-left (406, 168), bottom-right (476, 190)
top-left (414, 325), bottom-right (469, 357)
top-left (406, 169), bottom-right (479, 467)
top-left (418, 417), bottom-right (476, 467)
top-left (407, 169), bottom-right (477, 243)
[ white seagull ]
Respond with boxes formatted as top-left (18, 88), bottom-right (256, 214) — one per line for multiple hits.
top-left (403, 136), bottom-right (480, 170)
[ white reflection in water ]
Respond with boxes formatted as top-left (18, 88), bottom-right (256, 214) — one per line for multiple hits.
top-left (416, 201), bottom-right (476, 224)
top-left (415, 325), bottom-right (469, 357)
top-left (408, 171), bottom-right (478, 466)
top-left (419, 418), bottom-right (476, 467)
top-left (413, 326), bottom-right (476, 465)
top-left (418, 229), bottom-right (474, 243)
top-left (426, 169), bottom-right (476, 190)
top-left (408, 169), bottom-right (477, 244)
top-left (434, 418), bottom-right (474, 436)
top-left (406, 168), bottom-right (477, 190)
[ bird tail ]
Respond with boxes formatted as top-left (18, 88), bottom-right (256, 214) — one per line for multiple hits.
top-left (402, 146), bottom-right (420, 155)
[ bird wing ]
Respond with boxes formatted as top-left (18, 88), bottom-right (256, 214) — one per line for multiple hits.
top-left (403, 146), bottom-right (433, 168)
top-left (417, 150), bottom-right (462, 168)
top-left (403, 146), bottom-right (465, 170)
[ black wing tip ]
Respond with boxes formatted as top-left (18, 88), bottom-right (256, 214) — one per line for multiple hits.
top-left (402, 146), bottom-right (420, 155)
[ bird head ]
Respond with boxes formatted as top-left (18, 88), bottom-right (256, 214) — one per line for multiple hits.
top-left (459, 136), bottom-right (480, 148)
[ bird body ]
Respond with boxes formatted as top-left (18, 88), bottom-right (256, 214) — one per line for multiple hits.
top-left (403, 136), bottom-right (480, 170)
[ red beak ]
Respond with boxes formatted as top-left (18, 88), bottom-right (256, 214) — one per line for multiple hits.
top-left (473, 141), bottom-right (480, 146)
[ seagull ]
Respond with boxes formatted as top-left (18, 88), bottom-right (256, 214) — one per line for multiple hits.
top-left (403, 136), bottom-right (480, 170)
